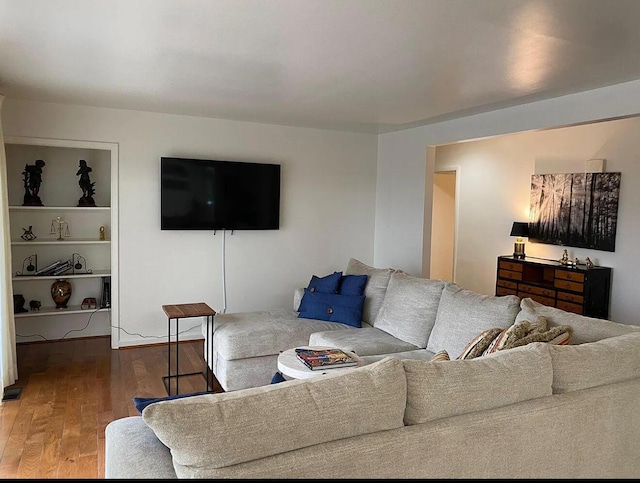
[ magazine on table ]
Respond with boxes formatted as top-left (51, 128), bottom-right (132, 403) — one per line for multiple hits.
top-left (295, 348), bottom-right (358, 371)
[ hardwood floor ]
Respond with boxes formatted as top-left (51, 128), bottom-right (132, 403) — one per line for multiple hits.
top-left (0, 336), bottom-right (221, 479)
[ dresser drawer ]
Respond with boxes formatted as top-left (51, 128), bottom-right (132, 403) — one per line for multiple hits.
top-left (556, 300), bottom-right (583, 314)
top-left (499, 260), bottom-right (523, 272)
top-left (520, 293), bottom-right (555, 307)
top-left (557, 291), bottom-right (584, 304)
top-left (518, 283), bottom-right (556, 298)
top-left (498, 269), bottom-right (522, 281)
top-left (496, 287), bottom-right (518, 296)
top-left (555, 269), bottom-right (585, 283)
top-left (554, 279), bottom-right (584, 293)
top-left (496, 279), bottom-right (518, 290)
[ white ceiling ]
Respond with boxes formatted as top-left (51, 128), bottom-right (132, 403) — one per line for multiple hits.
top-left (2, 0), bottom-right (640, 133)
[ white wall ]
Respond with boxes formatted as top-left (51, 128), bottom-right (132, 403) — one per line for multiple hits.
top-left (436, 116), bottom-right (640, 323)
top-left (377, 79), bottom-right (640, 325)
top-left (2, 99), bottom-right (378, 346)
top-left (430, 171), bottom-right (456, 282)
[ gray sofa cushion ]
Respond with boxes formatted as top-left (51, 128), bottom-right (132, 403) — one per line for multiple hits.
top-left (213, 309), bottom-right (350, 360)
top-left (345, 258), bottom-right (394, 325)
top-left (141, 357), bottom-right (407, 478)
top-left (309, 326), bottom-right (419, 356)
top-left (358, 348), bottom-right (437, 364)
top-left (373, 272), bottom-right (445, 348)
top-left (549, 332), bottom-right (640, 394)
top-left (426, 283), bottom-right (520, 359)
top-left (516, 298), bottom-right (640, 344)
top-left (403, 343), bottom-right (553, 425)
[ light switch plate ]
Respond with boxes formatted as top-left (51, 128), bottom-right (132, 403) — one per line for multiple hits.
top-left (585, 159), bottom-right (605, 172)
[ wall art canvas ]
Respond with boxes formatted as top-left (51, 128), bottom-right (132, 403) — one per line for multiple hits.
top-left (529, 172), bottom-right (621, 252)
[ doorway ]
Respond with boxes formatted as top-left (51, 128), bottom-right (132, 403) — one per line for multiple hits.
top-left (430, 169), bottom-right (458, 282)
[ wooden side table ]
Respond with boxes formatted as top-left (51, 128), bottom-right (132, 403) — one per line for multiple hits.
top-left (161, 302), bottom-right (216, 396)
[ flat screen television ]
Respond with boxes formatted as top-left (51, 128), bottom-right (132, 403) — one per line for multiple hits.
top-left (160, 157), bottom-right (281, 230)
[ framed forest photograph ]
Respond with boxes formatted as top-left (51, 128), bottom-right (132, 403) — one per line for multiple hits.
top-left (529, 172), bottom-right (621, 252)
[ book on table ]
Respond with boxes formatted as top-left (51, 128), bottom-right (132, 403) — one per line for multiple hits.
top-left (295, 348), bottom-right (358, 371)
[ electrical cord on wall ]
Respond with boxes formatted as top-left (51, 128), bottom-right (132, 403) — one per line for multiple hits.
top-left (16, 308), bottom-right (204, 342)
top-left (113, 322), bottom-right (203, 340)
top-left (220, 229), bottom-right (227, 314)
top-left (16, 306), bottom-right (103, 342)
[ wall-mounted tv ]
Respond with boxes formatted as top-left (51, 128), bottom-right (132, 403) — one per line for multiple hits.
top-left (161, 157), bottom-right (281, 230)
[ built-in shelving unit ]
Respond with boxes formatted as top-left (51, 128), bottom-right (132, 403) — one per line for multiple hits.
top-left (5, 136), bottom-right (119, 347)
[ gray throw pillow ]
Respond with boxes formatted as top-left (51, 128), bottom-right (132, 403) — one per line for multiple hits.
top-left (345, 258), bottom-right (394, 325)
top-left (426, 283), bottom-right (520, 359)
top-left (374, 272), bottom-right (445, 348)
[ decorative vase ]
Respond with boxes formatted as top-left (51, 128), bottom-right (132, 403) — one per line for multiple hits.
top-left (51, 279), bottom-right (72, 309)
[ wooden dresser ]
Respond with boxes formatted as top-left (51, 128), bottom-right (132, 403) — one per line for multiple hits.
top-left (495, 255), bottom-right (611, 318)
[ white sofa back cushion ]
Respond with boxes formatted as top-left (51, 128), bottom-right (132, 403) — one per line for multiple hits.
top-left (426, 283), bottom-right (520, 359)
top-left (549, 332), bottom-right (640, 394)
top-left (141, 357), bottom-right (406, 478)
top-left (516, 298), bottom-right (640, 344)
top-left (345, 258), bottom-right (394, 325)
top-left (374, 272), bottom-right (445, 348)
top-left (403, 343), bottom-right (553, 425)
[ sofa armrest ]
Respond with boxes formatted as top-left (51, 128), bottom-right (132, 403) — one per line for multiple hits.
top-left (293, 287), bottom-right (305, 311)
top-left (105, 416), bottom-right (177, 479)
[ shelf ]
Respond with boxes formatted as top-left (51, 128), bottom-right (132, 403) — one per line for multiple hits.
top-left (12, 239), bottom-right (110, 245)
top-left (14, 306), bottom-right (110, 318)
top-left (9, 206), bottom-right (110, 211)
top-left (13, 270), bottom-right (111, 281)
top-left (5, 136), bottom-right (118, 346)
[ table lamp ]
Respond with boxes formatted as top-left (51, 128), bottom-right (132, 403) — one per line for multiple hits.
top-left (510, 222), bottom-right (529, 259)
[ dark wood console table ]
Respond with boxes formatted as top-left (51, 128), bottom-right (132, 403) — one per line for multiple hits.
top-left (162, 302), bottom-right (216, 395)
top-left (495, 255), bottom-right (611, 318)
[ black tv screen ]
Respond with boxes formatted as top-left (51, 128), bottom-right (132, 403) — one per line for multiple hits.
top-left (161, 157), bottom-right (281, 230)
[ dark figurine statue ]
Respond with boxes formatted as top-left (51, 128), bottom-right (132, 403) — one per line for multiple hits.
top-left (22, 159), bottom-right (46, 206)
top-left (76, 159), bottom-right (96, 207)
top-left (13, 294), bottom-right (28, 314)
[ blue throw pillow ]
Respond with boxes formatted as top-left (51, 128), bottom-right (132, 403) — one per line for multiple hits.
top-left (307, 271), bottom-right (342, 294)
top-left (133, 391), bottom-right (210, 414)
top-left (298, 289), bottom-right (365, 328)
top-left (270, 372), bottom-right (286, 384)
top-left (339, 274), bottom-right (368, 296)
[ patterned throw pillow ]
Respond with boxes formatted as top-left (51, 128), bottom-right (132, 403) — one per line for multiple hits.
top-left (457, 317), bottom-right (572, 360)
top-left (457, 328), bottom-right (503, 360)
top-left (430, 350), bottom-right (450, 362)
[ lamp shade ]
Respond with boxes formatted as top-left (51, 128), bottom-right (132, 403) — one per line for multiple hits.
top-left (510, 222), bottom-right (530, 237)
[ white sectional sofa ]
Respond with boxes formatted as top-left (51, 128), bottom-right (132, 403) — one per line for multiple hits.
top-left (207, 258), bottom-right (524, 391)
top-left (105, 258), bottom-right (640, 478)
